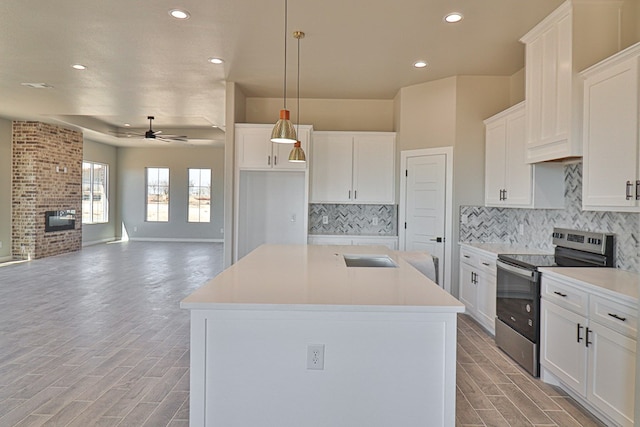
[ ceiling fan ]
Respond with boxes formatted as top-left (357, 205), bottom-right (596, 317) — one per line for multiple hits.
top-left (112, 116), bottom-right (188, 142)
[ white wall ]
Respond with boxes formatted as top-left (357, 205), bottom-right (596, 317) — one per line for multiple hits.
top-left (82, 139), bottom-right (118, 246)
top-left (117, 146), bottom-right (225, 241)
top-left (0, 117), bottom-right (11, 259)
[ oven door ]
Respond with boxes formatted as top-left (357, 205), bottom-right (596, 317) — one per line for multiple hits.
top-left (496, 260), bottom-right (539, 343)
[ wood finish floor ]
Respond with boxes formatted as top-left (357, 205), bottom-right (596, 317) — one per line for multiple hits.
top-left (0, 242), bottom-right (605, 426)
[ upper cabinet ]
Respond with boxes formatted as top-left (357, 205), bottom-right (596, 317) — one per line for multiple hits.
top-left (235, 124), bottom-right (312, 171)
top-left (484, 102), bottom-right (564, 208)
top-left (520, 0), bottom-right (627, 163)
top-left (310, 131), bottom-right (395, 204)
top-left (581, 42), bottom-right (640, 212)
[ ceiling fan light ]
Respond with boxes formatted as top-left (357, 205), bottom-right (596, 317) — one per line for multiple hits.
top-left (288, 141), bottom-right (306, 162)
top-left (271, 109), bottom-right (297, 143)
top-left (208, 57), bottom-right (224, 64)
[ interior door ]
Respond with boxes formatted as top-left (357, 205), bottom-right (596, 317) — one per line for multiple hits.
top-left (402, 154), bottom-right (446, 285)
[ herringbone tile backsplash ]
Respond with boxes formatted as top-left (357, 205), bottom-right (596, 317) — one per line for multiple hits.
top-left (460, 163), bottom-right (640, 273)
top-left (309, 204), bottom-right (397, 236)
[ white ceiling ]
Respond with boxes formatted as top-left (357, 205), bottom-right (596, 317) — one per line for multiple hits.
top-left (0, 0), bottom-right (564, 147)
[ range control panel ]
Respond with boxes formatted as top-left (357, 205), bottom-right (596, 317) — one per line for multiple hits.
top-left (551, 228), bottom-right (614, 255)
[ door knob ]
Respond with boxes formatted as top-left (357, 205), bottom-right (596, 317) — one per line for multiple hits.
top-left (429, 237), bottom-right (444, 243)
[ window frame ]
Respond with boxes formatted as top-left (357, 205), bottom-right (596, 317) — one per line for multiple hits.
top-left (145, 167), bottom-right (170, 222)
top-left (82, 161), bottom-right (109, 224)
top-left (187, 168), bottom-right (212, 223)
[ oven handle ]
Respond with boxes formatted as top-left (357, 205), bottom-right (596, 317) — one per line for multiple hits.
top-left (497, 260), bottom-right (538, 282)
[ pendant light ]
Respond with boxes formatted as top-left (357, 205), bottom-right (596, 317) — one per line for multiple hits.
top-left (289, 30), bottom-right (306, 163)
top-left (271, 0), bottom-right (297, 143)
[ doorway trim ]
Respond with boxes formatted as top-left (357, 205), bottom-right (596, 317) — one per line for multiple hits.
top-left (399, 147), bottom-right (454, 293)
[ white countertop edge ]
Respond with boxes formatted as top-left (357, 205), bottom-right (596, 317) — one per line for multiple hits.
top-left (180, 301), bottom-right (466, 313)
top-left (539, 268), bottom-right (639, 304)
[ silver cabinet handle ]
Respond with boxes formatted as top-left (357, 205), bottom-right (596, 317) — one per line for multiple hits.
top-left (503, 189), bottom-right (507, 200)
top-left (626, 181), bottom-right (633, 200)
top-left (348, 190), bottom-right (351, 199)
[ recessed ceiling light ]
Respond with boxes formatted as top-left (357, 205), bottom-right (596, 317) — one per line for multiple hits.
top-left (71, 64), bottom-right (87, 70)
top-left (444, 12), bottom-right (463, 23)
top-left (124, 123), bottom-right (131, 127)
top-left (414, 61), bottom-right (428, 68)
top-left (212, 125), bottom-right (218, 128)
top-left (208, 57), bottom-right (224, 64)
top-left (169, 9), bottom-right (190, 19)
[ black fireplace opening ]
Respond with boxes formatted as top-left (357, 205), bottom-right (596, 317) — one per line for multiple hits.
top-left (45, 209), bottom-right (76, 232)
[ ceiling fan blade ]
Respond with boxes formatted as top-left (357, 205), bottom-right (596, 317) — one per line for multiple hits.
top-left (109, 130), bottom-right (144, 138)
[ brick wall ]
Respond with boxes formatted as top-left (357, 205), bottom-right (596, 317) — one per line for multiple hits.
top-left (12, 122), bottom-right (83, 259)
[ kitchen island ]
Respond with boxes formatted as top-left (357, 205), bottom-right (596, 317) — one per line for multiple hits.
top-left (181, 244), bottom-right (465, 427)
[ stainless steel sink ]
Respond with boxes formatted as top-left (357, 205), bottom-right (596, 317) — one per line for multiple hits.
top-left (343, 254), bottom-right (398, 268)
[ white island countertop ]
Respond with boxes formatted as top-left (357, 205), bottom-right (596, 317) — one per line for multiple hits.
top-left (181, 244), bottom-right (465, 313)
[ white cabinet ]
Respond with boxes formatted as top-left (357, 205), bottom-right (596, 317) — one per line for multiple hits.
top-left (484, 102), bottom-right (564, 208)
top-left (307, 235), bottom-right (398, 250)
top-left (520, 1), bottom-right (626, 163)
top-left (310, 132), bottom-right (395, 204)
top-left (581, 43), bottom-right (640, 212)
top-left (235, 124), bottom-right (311, 170)
top-left (541, 275), bottom-right (637, 426)
top-left (459, 245), bottom-right (497, 335)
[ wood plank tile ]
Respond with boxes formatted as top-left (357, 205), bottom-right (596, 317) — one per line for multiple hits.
top-left (497, 383), bottom-right (554, 425)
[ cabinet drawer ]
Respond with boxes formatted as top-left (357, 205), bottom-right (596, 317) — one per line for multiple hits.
top-left (589, 295), bottom-right (637, 339)
top-left (541, 276), bottom-right (588, 316)
top-left (460, 247), bottom-right (496, 275)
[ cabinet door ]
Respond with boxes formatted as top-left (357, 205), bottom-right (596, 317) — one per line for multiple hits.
top-left (540, 300), bottom-right (588, 396)
top-left (236, 127), bottom-right (273, 169)
top-left (458, 262), bottom-right (477, 314)
top-left (310, 133), bottom-right (353, 203)
top-left (484, 119), bottom-right (507, 206)
top-left (475, 271), bottom-right (496, 334)
top-left (503, 108), bottom-right (532, 207)
top-left (352, 134), bottom-right (395, 204)
top-left (524, 8), bottom-right (573, 162)
top-left (582, 56), bottom-right (639, 211)
top-left (587, 322), bottom-right (637, 427)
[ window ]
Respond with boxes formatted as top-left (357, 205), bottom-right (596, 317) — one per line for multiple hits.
top-left (146, 167), bottom-right (170, 222)
top-left (82, 161), bottom-right (108, 224)
top-left (188, 168), bottom-right (211, 223)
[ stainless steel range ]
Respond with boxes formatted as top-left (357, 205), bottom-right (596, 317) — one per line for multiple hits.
top-left (494, 228), bottom-right (615, 377)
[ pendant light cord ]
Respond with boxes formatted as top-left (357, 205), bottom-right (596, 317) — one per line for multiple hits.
top-left (296, 32), bottom-right (300, 134)
top-left (283, 0), bottom-right (288, 110)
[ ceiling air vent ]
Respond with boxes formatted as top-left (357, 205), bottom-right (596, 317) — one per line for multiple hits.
top-left (20, 83), bottom-right (54, 89)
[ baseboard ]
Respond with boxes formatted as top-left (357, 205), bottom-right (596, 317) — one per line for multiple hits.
top-left (82, 237), bottom-right (117, 247)
top-left (127, 237), bottom-right (224, 243)
top-left (0, 255), bottom-right (14, 263)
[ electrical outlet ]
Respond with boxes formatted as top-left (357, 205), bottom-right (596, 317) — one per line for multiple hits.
top-left (133, 226), bottom-right (138, 232)
top-left (307, 344), bottom-right (325, 370)
top-left (372, 217), bottom-right (378, 226)
top-left (518, 224), bottom-right (524, 235)
top-left (461, 214), bottom-right (468, 225)
top-left (322, 215), bottom-right (329, 225)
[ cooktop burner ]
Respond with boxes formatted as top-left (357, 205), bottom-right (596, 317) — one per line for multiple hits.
top-left (497, 253), bottom-right (557, 270)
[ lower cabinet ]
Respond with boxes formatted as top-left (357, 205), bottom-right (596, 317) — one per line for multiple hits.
top-left (308, 235), bottom-right (398, 250)
top-left (459, 245), bottom-right (497, 335)
top-left (541, 276), bottom-right (636, 427)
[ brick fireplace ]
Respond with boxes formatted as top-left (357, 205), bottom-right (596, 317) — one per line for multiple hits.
top-left (12, 122), bottom-right (83, 259)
